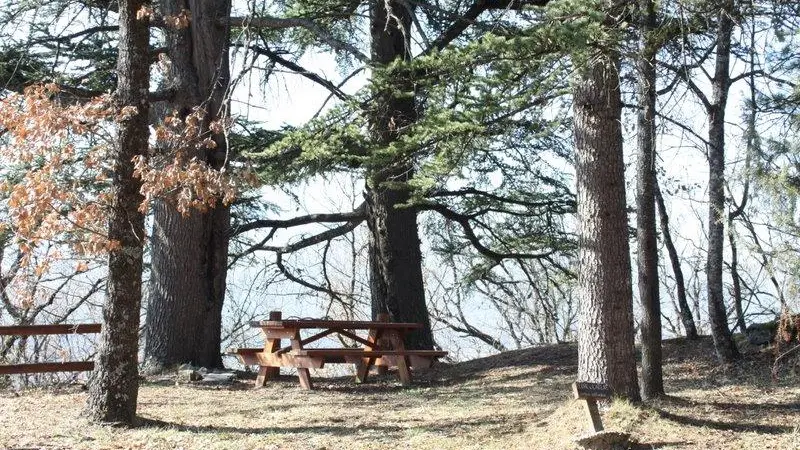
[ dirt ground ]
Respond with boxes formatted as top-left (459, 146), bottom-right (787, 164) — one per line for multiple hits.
top-left (1, 337), bottom-right (798, 449)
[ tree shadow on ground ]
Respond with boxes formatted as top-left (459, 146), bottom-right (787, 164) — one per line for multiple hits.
top-left (646, 395), bottom-right (799, 435)
top-left (652, 407), bottom-right (794, 435)
top-left (628, 441), bottom-right (693, 449)
top-left (138, 414), bottom-right (529, 438)
top-left (138, 417), bottom-right (404, 436)
top-left (661, 394), bottom-right (800, 413)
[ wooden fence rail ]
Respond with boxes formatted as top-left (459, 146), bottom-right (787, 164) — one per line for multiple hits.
top-left (0, 324), bottom-right (101, 375)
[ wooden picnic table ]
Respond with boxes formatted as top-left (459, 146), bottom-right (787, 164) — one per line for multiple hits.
top-left (228, 311), bottom-right (446, 390)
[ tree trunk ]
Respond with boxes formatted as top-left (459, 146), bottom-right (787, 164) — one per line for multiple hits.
top-left (573, 43), bottom-right (640, 400)
top-left (706, 0), bottom-right (740, 362)
top-left (728, 226), bottom-right (747, 333)
top-left (727, 44), bottom-right (758, 336)
top-left (85, 0), bottom-right (149, 424)
top-left (366, 171), bottom-right (433, 350)
top-left (365, 0), bottom-right (433, 349)
top-left (636, 0), bottom-right (663, 400)
top-left (654, 181), bottom-right (699, 340)
top-left (144, 0), bottom-right (232, 371)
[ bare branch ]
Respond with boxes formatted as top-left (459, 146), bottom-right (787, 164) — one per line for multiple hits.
top-left (249, 46), bottom-right (350, 101)
top-left (232, 202), bottom-right (366, 236)
top-left (275, 252), bottom-right (348, 298)
top-left (418, 202), bottom-right (557, 261)
top-left (228, 16), bottom-right (369, 63)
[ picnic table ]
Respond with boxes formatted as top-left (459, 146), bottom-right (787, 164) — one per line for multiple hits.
top-left (228, 311), bottom-right (447, 390)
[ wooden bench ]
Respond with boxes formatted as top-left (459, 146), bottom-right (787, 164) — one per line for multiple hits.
top-left (228, 311), bottom-right (447, 389)
top-left (292, 348), bottom-right (448, 358)
top-left (0, 324), bottom-right (101, 375)
top-left (293, 348), bottom-right (447, 376)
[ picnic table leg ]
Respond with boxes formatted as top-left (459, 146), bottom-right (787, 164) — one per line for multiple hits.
top-left (356, 328), bottom-right (384, 383)
top-left (256, 311), bottom-right (282, 387)
top-left (255, 338), bottom-right (281, 387)
top-left (386, 329), bottom-right (412, 386)
top-left (375, 313), bottom-right (390, 376)
top-left (297, 367), bottom-right (314, 390)
top-left (255, 366), bottom-right (270, 387)
top-left (291, 329), bottom-right (314, 390)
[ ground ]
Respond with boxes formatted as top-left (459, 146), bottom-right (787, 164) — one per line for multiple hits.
top-left (1, 337), bottom-right (798, 449)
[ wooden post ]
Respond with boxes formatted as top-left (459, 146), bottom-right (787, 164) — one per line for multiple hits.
top-left (291, 328), bottom-right (313, 390)
top-left (356, 328), bottom-right (382, 383)
top-left (384, 328), bottom-right (412, 385)
top-left (256, 311), bottom-right (282, 387)
top-left (572, 381), bottom-right (610, 433)
top-left (264, 311), bottom-right (282, 380)
top-left (375, 313), bottom-right (390, 376)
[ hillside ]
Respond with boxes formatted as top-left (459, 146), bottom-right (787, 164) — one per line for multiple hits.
top-left (1, 337), bottom-right (798, 449)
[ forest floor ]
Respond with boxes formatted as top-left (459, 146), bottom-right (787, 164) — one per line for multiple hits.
top-left (1, 337), bottom-right (799, 449)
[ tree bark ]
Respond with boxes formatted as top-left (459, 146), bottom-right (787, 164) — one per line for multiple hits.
top-left (85, 0), bottom-right (149, 424)
top-left (654, 181), bottom-right (699, 340)
top-left (144, 0), bottom-right (232, 371)
top-left (573, 37), bottom-right (640, 400)
top-left (728, 226), bottom-right (747, 333)
top-left (366, 170), bottom-right (433, 350)
top-left (636, 0), bottom-right (663, 400)
top-left (365, 0), bottom-right (433, 349)
top-left (727, 42), bottom-right (758, 336)
top-left (706, 0), bottom-right (740, 362)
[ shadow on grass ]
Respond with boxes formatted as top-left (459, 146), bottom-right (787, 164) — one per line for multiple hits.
top-left (653, 408), bottom-right (794, 435)
top-left (660, 395), bottom-right (800, 413)
top-left (629, 441), bottom-right (693, 449)
top-left (138, 413), bottom-right (528, 437)
top-left (138, 417), bottom-right (405, 436)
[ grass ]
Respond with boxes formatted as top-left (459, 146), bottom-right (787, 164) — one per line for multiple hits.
top-left (1, 337), bottom-right (799, 449)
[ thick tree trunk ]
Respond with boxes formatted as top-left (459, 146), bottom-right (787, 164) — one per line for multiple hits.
top-left (573, 48), bottom-right (640, 400)
top-left (706, 0), bottom-right (740, 362)
top-left (85, 0), bottom-right (149, 424)
top-left (636, 0), bottom-right (663, 400)
top-left (365, 0), bottom-right (433, 349)
top-left (366, 171), bottom-right (433, 350)
top-left (144, 0), bottom-right (231, 371)
top-left (654, 182), bottom-right (699, 340)
top-left (146, 205), bottom-right (229, 369)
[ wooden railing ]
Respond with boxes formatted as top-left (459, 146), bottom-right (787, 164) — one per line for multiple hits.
top-left (0, 324), bottom-right (101, 374)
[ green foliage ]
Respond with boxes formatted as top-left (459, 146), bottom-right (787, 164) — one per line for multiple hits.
top-left (252, 22), bottom-right (573, 185)
top-left (245, 2), bottom-right (584, 273)
top-left (0, 48), bottom-right (49, 91)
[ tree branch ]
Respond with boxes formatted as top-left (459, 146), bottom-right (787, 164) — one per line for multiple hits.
top-left (249, 46), bottom-right (350, 101)
top-left (232, 202), bottom-right (366, 236)
top-left (228, 16), bottom-right (369, 63)
top-left (419, 202), bottom-right (557, 260)
top-left (275, 252), bottom-right (349, 299)
top-left (424, 0), bottom-right (550, 55)
top-left (428, 187), bottom-right (575, 211)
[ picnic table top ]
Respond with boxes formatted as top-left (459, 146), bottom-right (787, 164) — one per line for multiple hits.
top-left (249, 319), bottom-right (424, 330)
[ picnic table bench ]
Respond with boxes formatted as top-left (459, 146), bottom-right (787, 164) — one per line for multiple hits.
top-left (228, 311), bottom-right (446, 390)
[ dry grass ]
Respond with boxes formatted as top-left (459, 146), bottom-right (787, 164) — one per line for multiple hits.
top-left (1, 338), bottom-right (799, 449)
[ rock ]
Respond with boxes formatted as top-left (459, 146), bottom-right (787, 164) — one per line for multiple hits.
top-left (200, 372), bottom-right (236, 384)
top-left (177, 369), bottom-right (203, 382)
